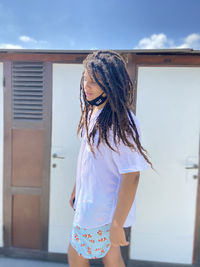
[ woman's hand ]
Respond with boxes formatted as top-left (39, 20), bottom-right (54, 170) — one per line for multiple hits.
top-left (109, 221), bottom-right (129, 247)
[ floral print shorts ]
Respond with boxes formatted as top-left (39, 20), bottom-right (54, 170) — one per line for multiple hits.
top-left (70, 221), bottom-right (111, 259)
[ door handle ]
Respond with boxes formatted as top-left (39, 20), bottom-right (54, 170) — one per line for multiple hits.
top-left (185, 164), bottom-right (198, 169)
top-left (52, 153), bottom-right (65, 159)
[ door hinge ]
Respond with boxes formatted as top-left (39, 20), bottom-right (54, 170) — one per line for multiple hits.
top-left (3, 76), bottom-right (5, 87)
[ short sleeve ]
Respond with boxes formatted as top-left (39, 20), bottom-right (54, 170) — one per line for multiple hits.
top-left (110, 114), bottom-right (150, 174)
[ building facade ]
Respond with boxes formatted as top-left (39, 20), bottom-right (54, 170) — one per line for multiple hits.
top-left (0, 49), bottom-right (199, 266)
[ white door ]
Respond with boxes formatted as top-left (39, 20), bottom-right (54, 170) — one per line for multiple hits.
top-left (131, 67), bottom-right (200, 264)
top-left (0, 63), bottom-right (3, 247)
top-left (48, 64), bottom-right (84, 253)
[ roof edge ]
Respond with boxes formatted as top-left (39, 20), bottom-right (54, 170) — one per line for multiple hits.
top-left (0, 48), bottom-right (200, 55)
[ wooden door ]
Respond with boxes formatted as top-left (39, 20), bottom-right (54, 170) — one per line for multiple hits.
top-left (3, 61), bottom-right (52, 256)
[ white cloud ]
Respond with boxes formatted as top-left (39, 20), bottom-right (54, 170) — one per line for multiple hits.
top-left (135, 33), bottom-right (200, 50)
top-left (135, 33), bottom-right (172, 49)
top-left (19, 35), bottom-right (37, 43)
top-left (0, 43), bottom-right (23, 49)
top-left (176, 33), bottom-right (200, 49)
top-left (18, 35), bottom-right (48, 48)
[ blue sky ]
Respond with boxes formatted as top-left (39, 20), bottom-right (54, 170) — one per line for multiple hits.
top-left (0, 0), bottom-right (200, 50)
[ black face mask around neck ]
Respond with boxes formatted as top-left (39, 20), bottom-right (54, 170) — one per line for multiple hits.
top-left (86, 92), bottom-right (107, 106)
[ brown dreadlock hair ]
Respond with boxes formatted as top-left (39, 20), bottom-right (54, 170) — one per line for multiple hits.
top-left (77, 50), bottom-right (154, 171)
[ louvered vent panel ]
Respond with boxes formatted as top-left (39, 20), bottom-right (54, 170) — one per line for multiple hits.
top-left (12, 62), bottom-right (44, 121)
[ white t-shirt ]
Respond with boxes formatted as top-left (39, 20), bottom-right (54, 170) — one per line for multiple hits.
top-left (73, 108), bottom-right (150, 229)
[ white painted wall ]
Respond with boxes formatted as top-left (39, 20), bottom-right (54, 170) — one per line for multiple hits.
top-left (131, 67), bottom-right (200, 264)
top-left (0, 63), bottom-right (3, 247)
top-left (48, 64), bottom-right (84, 253)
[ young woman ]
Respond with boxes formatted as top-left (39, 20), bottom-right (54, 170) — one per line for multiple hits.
top-left (67, 50), bottom-right (154, 267)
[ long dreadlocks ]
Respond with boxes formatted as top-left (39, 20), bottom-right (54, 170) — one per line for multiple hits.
top-left (77, 50), bottom-right (154, 170)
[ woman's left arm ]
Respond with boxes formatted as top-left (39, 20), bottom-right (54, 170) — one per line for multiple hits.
top-left (110, 171), bottom-right (140, 247)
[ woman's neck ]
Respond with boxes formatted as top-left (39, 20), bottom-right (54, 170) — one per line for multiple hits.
top-left (92, 100), bottom-right (107, 113)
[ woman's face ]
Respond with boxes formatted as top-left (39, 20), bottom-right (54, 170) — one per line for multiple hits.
top-left (83, 68), bottom-right (106, 101)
